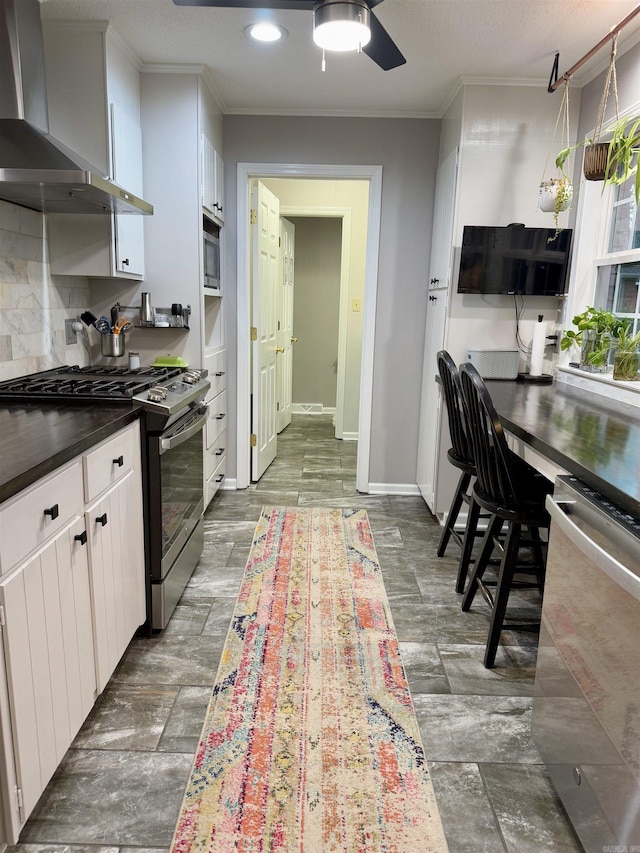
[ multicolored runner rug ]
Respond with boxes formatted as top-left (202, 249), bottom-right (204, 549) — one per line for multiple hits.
top-left (171, 506), bottom-right (448, 853)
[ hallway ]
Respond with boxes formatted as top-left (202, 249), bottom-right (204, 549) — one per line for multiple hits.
top-left (12, 415), bottom-right (581, 853)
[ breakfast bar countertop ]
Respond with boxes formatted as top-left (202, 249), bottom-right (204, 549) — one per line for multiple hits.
top-left (0, 402), bottom-right (143, 504)
top-left (486, 379), bottom-right (640, 518)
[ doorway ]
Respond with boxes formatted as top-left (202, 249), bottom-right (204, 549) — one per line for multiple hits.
top-left (236, 163), bottom-right (383, 492)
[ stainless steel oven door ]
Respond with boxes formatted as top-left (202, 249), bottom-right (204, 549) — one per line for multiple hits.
top-left (157, 403), bottom-right (208, 578)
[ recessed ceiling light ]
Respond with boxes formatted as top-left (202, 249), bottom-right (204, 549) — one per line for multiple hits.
top-left (245, 22), bottom-right (287, 43)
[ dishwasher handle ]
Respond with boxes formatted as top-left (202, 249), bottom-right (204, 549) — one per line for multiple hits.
top-left (546, 493), bottom-right (640, 601)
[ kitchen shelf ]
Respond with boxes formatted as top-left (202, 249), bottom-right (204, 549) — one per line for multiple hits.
top-left (132, 325), bottom-right (190, 331)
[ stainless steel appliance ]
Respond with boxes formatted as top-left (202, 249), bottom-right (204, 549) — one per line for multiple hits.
top-left (203, 222), bottom-right (221, 290)
top-left (532, 475), bottom-right (640, 852)
top-left (0, 364), bottom-right (210, 630)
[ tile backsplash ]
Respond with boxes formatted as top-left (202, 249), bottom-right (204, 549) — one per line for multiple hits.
top-left (0, 200), bottom-right (90, 381)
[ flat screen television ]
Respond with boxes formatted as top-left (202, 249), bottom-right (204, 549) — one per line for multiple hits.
top-left (457, 225), bottom-right (573, 296)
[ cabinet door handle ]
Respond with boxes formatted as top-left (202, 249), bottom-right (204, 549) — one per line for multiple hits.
top-left (96, 513), bottom-right (108, 527)
top-left (74, 530), bottom-right (87, 546)
top-left (215, 371), bottom-right (225, 377)
top-left (113, 455), bottom-right (124, 467)
top-left (429, 294), bottom-right (438, 301)
top-left (215, 474), bottom-right (224, 483)
top-left (44, 504), bottom-right (59, 520)
top-left (215, 447), bottom-right (225, 456)
top-left (216, 412), bottom-right (226, 420)
top-left (430, 277), bottom-right (439, 285)
top-left (122, 258), bottom-right (130, 266)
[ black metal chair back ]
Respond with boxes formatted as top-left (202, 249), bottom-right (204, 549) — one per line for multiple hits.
top-left (458, 362), bottom-right (521, 517)
top-left (436, 351), bottom-right (474, 469)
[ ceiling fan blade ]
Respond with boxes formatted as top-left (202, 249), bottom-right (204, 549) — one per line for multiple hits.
top-left (363, 8), bottom-right (405, 70)
top-left (172, 0), bottom-right (388, 7)
top-left (172, 0), bottom-right (315, 8)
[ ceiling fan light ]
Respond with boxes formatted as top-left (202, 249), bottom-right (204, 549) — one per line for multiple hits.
top-left (313, 2), bottom-right (371, 52)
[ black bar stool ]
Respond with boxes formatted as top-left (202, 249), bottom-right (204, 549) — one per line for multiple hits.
top-left (436, 351), bottom-right (485, 593)
top-left (458, 363), bottom-right (552, 668)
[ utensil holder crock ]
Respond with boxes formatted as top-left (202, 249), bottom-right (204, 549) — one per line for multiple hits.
top-left (101, 333), bottom-right (125, 357)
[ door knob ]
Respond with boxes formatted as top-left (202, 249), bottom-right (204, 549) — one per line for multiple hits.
top-left (275, 347), bottom-right (285, 353)
top-left (291, 336), bottom-right (298, 343)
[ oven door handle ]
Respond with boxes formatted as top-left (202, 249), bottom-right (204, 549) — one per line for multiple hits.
top-left (160, 405), bottom-right (209, 454)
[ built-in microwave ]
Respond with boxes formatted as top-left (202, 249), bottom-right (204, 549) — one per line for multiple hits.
top-left (203, 225), bottom-right (221, 290)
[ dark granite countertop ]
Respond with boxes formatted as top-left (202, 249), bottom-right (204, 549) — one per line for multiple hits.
top-left (0, 402), bottom-right (143, 504)
top-left (486, 379), bottom-right (640, 518)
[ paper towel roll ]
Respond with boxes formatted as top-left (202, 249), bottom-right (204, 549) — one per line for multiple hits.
top-left (530, 319), bottom-right (547, 377)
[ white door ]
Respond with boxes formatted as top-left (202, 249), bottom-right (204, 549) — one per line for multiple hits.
top-left (251, 180), bottom-right (280, 480)
top-left (416, 148), bottom-right (458, 511)
top-left (277, 217), bottom-right (295, 433)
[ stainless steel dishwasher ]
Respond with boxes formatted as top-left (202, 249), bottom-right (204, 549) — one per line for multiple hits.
top-left (532, 475), bottom-right (640, 852)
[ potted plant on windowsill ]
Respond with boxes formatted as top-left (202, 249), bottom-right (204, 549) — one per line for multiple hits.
top-left (560, 307), bottom-right (626, 372)
top-left (611, 324), bottom-right (640, 381)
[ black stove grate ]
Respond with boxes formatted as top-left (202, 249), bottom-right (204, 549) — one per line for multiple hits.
top-left (0, 365), bottom-right (183, 402)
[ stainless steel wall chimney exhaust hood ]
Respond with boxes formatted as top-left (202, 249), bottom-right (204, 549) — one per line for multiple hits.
top-left (0, 0), bottom-right (152, 215)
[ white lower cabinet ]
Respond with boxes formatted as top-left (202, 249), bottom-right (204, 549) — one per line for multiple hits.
top-left (0, 421), bottom-right (145, 843)
top-left (0, 515), bottom-right (95, 835)
top-left (86, 469), bottom-right (145, 693)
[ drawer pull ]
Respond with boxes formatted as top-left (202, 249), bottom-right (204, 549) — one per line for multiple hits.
top-left (113, 455), bottom-right (124, 467)
top-left (216, 412), bottom-right (226, 420)
top-left (74, 530), bottom-right (88, 546)
top-left (44, 504), bottom-right (59, 520)
top-left (96, 513), bottom-right (108, 527)
top-left (216, 474), bottom-right (225, 483)
top-left (215, 371), bottom-right (225, 377)
top-left (215, 447), bottom-right (225, 456)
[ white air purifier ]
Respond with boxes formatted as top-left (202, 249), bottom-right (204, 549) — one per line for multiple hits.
top-left (466, 349), bottom-right (520, 380)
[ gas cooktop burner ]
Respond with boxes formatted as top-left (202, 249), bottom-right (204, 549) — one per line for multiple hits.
top-left (0, 364), bottom-right (197, 403)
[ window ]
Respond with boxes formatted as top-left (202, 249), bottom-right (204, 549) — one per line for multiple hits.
top-left (594, 175), bottom-right (640, 335)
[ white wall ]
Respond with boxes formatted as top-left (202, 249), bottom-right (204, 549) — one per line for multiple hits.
top-left (444, 84), bottom-right (583, 373)
top-left (223, 116), bottom-right (441, 487)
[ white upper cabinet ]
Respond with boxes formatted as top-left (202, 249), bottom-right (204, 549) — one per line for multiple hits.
top-left (43, 22), bottom-right (146, 279)
top-left (111, 104), bottom-right (145, 276)
top-left (201, 132), bottom-right (225, 225)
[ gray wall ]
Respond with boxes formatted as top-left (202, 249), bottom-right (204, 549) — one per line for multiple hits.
top-left (577, 40), bottom-right (640, 142)
top-left (223, 116), bottom-right (441, 487)
top-left (289, 217), bottom-right (341, 410)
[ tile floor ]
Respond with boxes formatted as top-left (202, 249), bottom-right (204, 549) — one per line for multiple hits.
top-left (9, 415), bottom-right (583, 853)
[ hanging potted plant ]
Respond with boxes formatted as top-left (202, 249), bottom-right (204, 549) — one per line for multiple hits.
top-left (538, 176), bottom-right (573, 235)
top-left (538, 80), bottom-right (573, 239)
top-left (555, 32), bottom-right (639, 197)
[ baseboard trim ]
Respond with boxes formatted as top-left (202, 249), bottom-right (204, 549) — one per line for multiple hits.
top-left (368, 483), bottom-right (421, 496)
top-left (221, 478), bottom-right (237, 490)
top-left (292, 403), bottom-right (337, 415)
top-left (341, 431), bottom-right (358, 442)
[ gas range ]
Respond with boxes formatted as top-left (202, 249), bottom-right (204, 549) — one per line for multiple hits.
top-left (0, 364), bottom-right (210, 422)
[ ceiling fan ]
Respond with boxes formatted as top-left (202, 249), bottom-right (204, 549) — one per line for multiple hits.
top-left (171, 0), bottom-right (406, 70)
